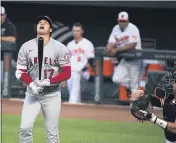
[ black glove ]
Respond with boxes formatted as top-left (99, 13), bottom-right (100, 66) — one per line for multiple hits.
top-left (131, 94), bottom-right (153, 121)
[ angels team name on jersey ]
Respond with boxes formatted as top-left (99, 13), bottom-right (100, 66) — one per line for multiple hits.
top-left (29, 57), bottom-right (58, 67)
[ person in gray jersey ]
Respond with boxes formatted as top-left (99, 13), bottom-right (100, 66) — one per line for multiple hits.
top-left (15, 16), bottom-right (71, 143)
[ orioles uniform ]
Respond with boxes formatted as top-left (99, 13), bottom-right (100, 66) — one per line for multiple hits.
top-left (16, 37), bottom-right (70, 143)
top-left (109, 20), bottom-right (142, 93)
top-left (67, 38), bottom-right (95, 104)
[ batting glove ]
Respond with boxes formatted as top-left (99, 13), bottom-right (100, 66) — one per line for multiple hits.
top-left (29, 82), bottom-right (43, 94)
top-left (35, 79), bottom-right (50, 87)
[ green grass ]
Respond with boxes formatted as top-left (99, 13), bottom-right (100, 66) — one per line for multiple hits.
top-left (2, 114), bottom-right (164, 143)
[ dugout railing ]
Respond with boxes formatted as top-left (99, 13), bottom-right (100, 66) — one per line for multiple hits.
top-left (1, 45), bottom-right (176, 105)
top-left (93, 47), bottom-right (176, 104)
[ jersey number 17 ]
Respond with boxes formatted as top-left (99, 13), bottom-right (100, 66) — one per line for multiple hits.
top-left (44, 69), bottom-right (54, 79)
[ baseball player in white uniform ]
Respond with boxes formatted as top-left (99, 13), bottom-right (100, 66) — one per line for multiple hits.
top-left (105, 11), bottom-right (142, 98)
top-left (15, 16), bottom-right (71, 143)
top-left (67, 23), bottom-right (95, 104)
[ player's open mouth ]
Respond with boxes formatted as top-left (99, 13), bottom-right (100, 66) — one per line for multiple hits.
top-left (40, 26), bottom-right (44, 29)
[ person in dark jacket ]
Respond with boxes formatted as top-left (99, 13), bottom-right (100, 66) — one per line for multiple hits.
top-left (1, 6), bottom-right (17, 81)
top-left (1, 6), bottom-right (16, 42)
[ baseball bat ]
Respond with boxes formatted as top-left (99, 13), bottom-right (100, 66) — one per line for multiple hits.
top-left (38, 37), bottom-right (44, 80)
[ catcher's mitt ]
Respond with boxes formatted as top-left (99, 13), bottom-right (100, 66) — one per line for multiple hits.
top-left (131, 94), bottom-right (153, 121)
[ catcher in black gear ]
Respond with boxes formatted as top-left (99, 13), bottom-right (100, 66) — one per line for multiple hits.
top-left (131, 71), bottom-right (176, 143)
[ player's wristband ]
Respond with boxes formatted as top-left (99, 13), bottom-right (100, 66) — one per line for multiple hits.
top-left (150, 115), bottom-right (157, 123)
top-left (151, 116), bottom-right (168, 129)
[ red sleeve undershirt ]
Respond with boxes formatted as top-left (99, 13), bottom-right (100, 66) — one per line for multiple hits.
top-left (20, 66), bottom-right (71, 85)
top-left (20, 69), bottom-right (33, 85)
top-left (50, 66), bottom-right (71, 84)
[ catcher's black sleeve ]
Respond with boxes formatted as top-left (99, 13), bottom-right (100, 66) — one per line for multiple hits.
top-left (149, 95), bottom-right (162, 107)
top-left (163, 103), bottom-right (176, 141)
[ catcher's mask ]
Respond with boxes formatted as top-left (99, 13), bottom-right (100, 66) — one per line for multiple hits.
top-left (155, 71), bottom-right (176, 101)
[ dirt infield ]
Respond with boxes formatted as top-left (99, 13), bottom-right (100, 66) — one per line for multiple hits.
top-left (1, 99), bottom-right (162, 122)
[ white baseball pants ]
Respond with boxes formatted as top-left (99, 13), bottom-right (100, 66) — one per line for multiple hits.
top-left (67, 71), bottom-right (81, 104)
top-left (19, 92), bottom-right (61, 143)
top-left (112, 59), bottom-right (142, 93)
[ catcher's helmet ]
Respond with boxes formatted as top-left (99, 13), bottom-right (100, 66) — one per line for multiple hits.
top-left (160, 71), bottom-right (176, 100)
top-left (34, 15), bottom-right (53, 36)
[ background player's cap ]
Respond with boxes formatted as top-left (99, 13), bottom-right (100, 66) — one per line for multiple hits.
top-left (118, 11), bottom-right (129, 22)
top-left (35, 15), bottom-right (52, 29)
top-left (0, 6), bottom-right (6, 15)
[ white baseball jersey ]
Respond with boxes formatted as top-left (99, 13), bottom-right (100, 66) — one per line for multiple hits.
top-left (108, 23), bottom-right (141, 50)
top-left (67, 38), bottom-right (95, 72)
top-left (17, 38), bottom-right (70, 95)
top-left (109, 23), bottom-right (142, 92)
